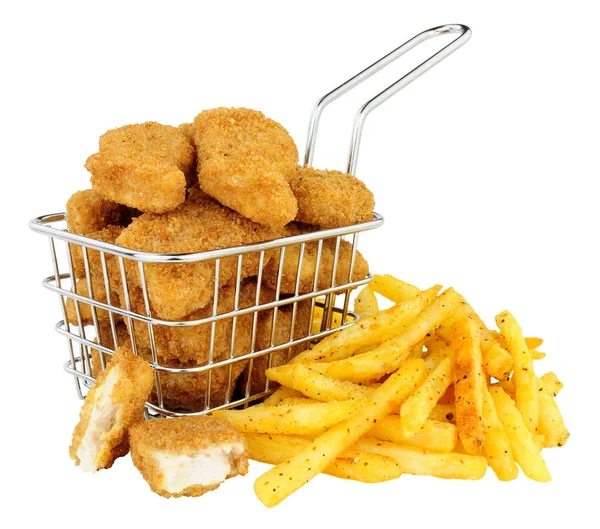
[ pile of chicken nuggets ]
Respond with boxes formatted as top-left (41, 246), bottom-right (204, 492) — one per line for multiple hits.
top-left (67, 108), bottom-right (376, 496)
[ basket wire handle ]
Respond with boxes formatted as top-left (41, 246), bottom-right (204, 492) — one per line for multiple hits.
top-left (304, 23), bottom-right (472, 175)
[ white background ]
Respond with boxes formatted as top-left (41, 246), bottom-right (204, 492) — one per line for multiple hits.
top-left (1, 1), bottom-right (598, 527)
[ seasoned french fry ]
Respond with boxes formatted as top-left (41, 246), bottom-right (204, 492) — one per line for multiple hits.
top-left (310, 289), bottom-right (461, 382)
top-left (354, 284), bottom-right (379, 318)
top-left (496, 311), bottom-right (539, 434)
top-left (430, 403), bottom-right (456, 423)
top-left (492, 378), bottom-right (515, 399)
top-left (293, 285), bottom-right (440, 364)
top-left (451, 318), bottom-right (485, 456)
top-left (540, 372), bottom-right (563, 397)
top-left (265, 364), bottom-right (373, 402)
top-left (274, 397), bottom-right (317, 406)
top-left (400, 358), bottom-right (453, 437)
top-left (253, 359), bottom-right (428, 507)
top-left (482, 385), bottom-right (518, 481)
top-left (533, 434), bottom-right (546, 451)
top-left (262, 386), bottom-right (304, 406)
top-left (371, 274), bottom-right (421, 303)
top-left (423, 344), bottom-right (453, 371)
top-left (538, 377), bottom-right (569, 448)
top-left (525, 337), bottom-right (544, 350)
top-left (355, 438), bottom-right (488, 480)
top-left (490, 386), bottom-right (551, 482)
top-left (530, 350), bottom-right (546, 360)
top-left (244, 433), bottom-right (401, 483)
top-left (214, 400), bottom-right (358, 436)
top-left (371, 416), bottom-right (457, 453)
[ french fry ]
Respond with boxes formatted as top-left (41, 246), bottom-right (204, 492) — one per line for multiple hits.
top-left (371, 416), bottom-right (457, 453)
top-left (540, 372), bottom-right (563, 397)
top-left (451, 317), bottom-right (485, 456)
top-left (533, 434), bottom-right (546, 451)
top-left (293, 285), bottom-right (441, 364)
top-left (274, 397), bottom-right (317, 406)
top-left (354, 284), bottom-right (379, 318)
top-left (309, 289), bottom-right (461, 382)
top-left (262, 386), bottom-right (304, 406)
top-left (400, 358), bottom-right (453, 437)
top-left (423, 344), bottom-right (453, 370)
top-left (253, 359), bottom-right (428, 507)
top-left (496, 311), bottom-right (539, 434)
top-left (538, 377), bottom-right (569, 448)
top-left (265, 363), bottom-right (373, 402)
top-left (244, 433), bottom-right (401, 483)
top-left (492, 378), bottom-right (515, 399)
top-left (525, 337), bottom-right (544, 350)
top-left (355, 438), bottom-right (488, 480)
top-left (214, 400), bottom-right (358, 436)
top-left (490, 386), bottom-right (551, 482)
top-left (371, 274), bottom-right (420, 303)
top-left (530, 350), bottom-right (546, 360)
top-left (481, 385), bottom-right (518, 481)
top-left (429, 403), bottom-right (456, 423)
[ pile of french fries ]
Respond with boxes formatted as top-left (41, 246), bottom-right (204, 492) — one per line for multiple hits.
top-left (214, 275), bottom-right (569, 507)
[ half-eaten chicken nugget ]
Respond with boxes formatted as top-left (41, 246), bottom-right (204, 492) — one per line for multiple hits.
top-left (69, 347), bottom-right (153, 472)
top-left (86, 122), bottom-right (195, 213)
top-left (130, 415), bottom-right (248, 498)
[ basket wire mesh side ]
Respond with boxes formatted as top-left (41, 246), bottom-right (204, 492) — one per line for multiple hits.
top-left (29, 24), bottom-right (470, 417)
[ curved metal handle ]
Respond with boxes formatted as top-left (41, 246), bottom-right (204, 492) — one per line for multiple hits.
top-left (304, 24), bottom-right (472, 175)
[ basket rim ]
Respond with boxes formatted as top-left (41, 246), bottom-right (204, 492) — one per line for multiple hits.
top-left (29, 211), bottom-right (384, 263)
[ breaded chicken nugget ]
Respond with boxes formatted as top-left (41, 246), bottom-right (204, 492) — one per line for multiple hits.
top-left (237, 300), bottom-right (312, 397)
top-left (116, 188), bottom-right (280, 320)
top-left (71, 224), bottom-right (124, 280)
top-left (86, 122), bottom-right (195, 213)
top-left (66, 276), bottom-right (121, 327)
top-left (192, 108), bottom-right (298, 227)
top-left (263, 238), bottom-right (369, 294)
top-left (289, 166), bottom-right (375, 228)
top-left (70, 346), bottom-right (153, 472)
top-left (130, 415), bottom-right (248, 498)
top-left (66, 189), bottom-right (125, 235)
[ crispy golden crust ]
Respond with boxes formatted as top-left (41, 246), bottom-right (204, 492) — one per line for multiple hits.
top-left (263, 238), bottom-right (370, 294)
top-left (192, 107), bottom-right (298, 227)
top-left (71, 224), bottom-right (124, 280)
top-left (86, 122), bottom-right (195, 213)
top-left (289, 166), bottom-right (375, 228)
top-left (69, 347), bottom-right (154, 471)
top-left (237, 300), bottom-right (312, 396)
top-left (115, 188), bottom-right (281, 320)
top-left (66, 189), bottom-right (125, 235)
top-left (130, 416), bottom-right (248, 498)
top-left (66, 276), bottom-right (121, 327)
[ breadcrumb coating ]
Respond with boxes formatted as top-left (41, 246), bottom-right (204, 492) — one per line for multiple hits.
top-left (71, 224), bottom-right (124, 280)
top-left (115, 188), bottom-right (281, 320)
top-left (86, 122), bottom-right (195, 213)
top-left (289, 166), bottom-right (375, 228)
top-left (130, 415), bottom-right (248, 498)
top-left (66, 276), bottom-right (121, 327)
top-left (69, 347), bottom-right (153, 471)
top-left (66, 189), bottom-right (125, 235)
top-left (192, 107), bottom-right (298, 227)
top-left (263, 238), bottom-right (370, 294)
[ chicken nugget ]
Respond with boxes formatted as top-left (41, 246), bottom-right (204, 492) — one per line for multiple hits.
top-left (70, 346), bottom-right (153, 472)
top-left (191, 107), bottom-right (298, 227)
top-left (66, 189), bottom-right (126, 235)
top-left (71, 224), bottom-right (124, 281)
top-left (263, 238), bottom-right (369, 294)
top-left (66, 276), bottom-right (121, 327)
top-left (116, 188), bottom-right (280, 320)
top-left (289, 165), bottom-right (375, 228)
top-left (86, 122), bottom-right (195, 213)
top-left (130, 415), bottom-right (248, 498)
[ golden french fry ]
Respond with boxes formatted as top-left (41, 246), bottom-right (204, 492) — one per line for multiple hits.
top-left (371, 416), bottom-right (457, 453)
top-left (490, 386), bottom-right (551, 482)
top-left (429, 403), bottom-right (456, 423)
top-left (262, 386), bottom-right (304, 406)
top-left (244, 433), bottom-right (401, 483)
top-left (355, 438), bottom-right (488, 480)
top-left (492, 378), bottom-right (515, 399)
top-left (253, 359), bottom-right (428, 507)
top-left (423, 344), bottom-right (453, 370)
top-left (496, 311), bottom-right (539, 434)
top-left (265, 363), bottom-right (373, 402)
top-left (539, 372), bottom-right (563, 397)
top-left (533, 434), bottom-right (546, 451)
top-left (353, 284), bottom-right (379, 318)
top-left (525, 337), bottom-right (544, 350)
top-left (371, 274), bottom-right (421, 303)
top-left (293, 285), bottom-right (441, 364)
top-left (451, 317), bottom-right (485, 456)
top-left (310, 289), bottom-right (461, 383)
top-left (538, 377), bottom-right (569, 448)
top-left (214, 400), bottom-right (358, 436)
top-left (482, 385), bottom-right (518, 481)
top-left (530, 350), bottom-right (546, 360)
top-left (400, 358), bottom-right (453, 437)
top-left (274, 397), bottom-right (317, 406)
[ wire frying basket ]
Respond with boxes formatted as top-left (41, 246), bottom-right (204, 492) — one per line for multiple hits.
top-left (29, 24), bottom-right (471, 417)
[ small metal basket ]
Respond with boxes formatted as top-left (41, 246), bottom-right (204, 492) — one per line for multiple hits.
top-left (29, 24), bottom-right (470, 417)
